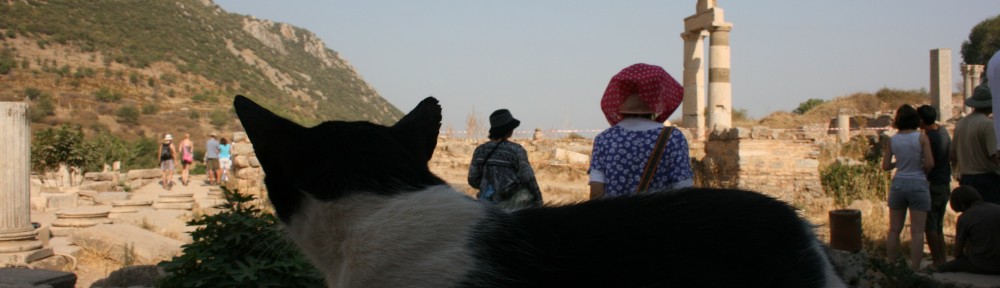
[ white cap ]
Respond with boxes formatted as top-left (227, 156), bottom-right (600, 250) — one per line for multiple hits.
top-left (164, 134), bottom-right (173, 140)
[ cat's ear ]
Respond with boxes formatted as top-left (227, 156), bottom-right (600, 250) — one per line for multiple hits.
top-left (391, 97), bottom-right (441, 163)
top-left (234, 95), bottom-right (304, 175)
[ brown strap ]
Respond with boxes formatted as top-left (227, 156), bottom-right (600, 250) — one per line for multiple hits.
top-left (637, 126), bottom-right (674, 193)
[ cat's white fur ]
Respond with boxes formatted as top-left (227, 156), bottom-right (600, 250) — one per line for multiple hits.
top-left (284, 185), bottom-right (484, 288)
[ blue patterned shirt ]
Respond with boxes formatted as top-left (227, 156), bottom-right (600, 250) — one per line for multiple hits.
top-left (589, 118), bottom-right (694, 198)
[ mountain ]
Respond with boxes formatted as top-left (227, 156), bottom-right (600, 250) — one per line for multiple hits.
top-left (0, 0), bottom-right (402, 140)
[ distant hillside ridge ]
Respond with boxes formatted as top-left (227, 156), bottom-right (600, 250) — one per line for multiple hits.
top-left (0, 0), bottom-right (402, 137)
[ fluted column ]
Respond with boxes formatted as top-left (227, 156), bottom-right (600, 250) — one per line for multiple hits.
top-left (682, 30), bottom-right (708, 139)
top-left (707, 25), bottom-right (733, 130)
top-left (0, 102), bottom-right (42, 256)
top-left (962, 64), bottom-right (974, 115)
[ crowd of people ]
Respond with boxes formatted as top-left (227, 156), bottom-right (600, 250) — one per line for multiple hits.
top-left (468, 52), bottom-right (1000, 275)
top-left (157, 131), bottom-right (233, 190)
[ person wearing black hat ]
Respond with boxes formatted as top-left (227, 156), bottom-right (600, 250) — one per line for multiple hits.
top-left (950, 83), bottom-right (999, 205)
top-left (467, 109), bottom-right (543, 209)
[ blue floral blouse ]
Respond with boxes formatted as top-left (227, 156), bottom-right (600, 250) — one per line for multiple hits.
top-left (589, 122), bottom-right (694, 198)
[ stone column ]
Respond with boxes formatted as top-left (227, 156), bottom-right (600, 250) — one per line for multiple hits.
top-left (681, 30), bottom-right (708, 139)
top-left (930, 49), bottom-right (952, 122)
top-left (0, 102), bottom-right (48, 265)
top-left (707, 25), bottom-right (733, 130)
top-left (837, 114), bottom-right (851, 143)
top-left (962, 64), bottom-right (974, 115)
top-left (970, 64), bottom-right (984, 87)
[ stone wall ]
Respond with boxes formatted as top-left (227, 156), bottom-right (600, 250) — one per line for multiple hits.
top-left (227, 132), bottom-right (267, 205)
top-left (695, 127), bottom-right (824, 203)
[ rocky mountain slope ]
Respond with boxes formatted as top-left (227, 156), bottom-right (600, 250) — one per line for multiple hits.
top-left (0, 0), bottom-right (401, 140)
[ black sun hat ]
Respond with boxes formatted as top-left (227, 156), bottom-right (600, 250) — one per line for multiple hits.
top-left (488, 109), bottom-right (521, 137)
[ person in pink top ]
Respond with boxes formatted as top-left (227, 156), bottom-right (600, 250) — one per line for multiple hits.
top-left (179, 133), bottom-right (194, 186)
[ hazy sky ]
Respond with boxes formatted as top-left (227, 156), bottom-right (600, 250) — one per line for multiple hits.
top-left (215, 0), bottom-right (1000, 134)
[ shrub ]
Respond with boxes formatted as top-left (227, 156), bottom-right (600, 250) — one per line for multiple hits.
top-left (24, 87), bottom-right (42, 100)
top-left (29, 93), bottom-right (55, 122)
top-left (157, 188), bottom-right (324, 287)
top-left (31, 125), bottom-right (90, 174)
top-left (794, 98), bottom-right (826, 115)
top-left (209, 110), bottom-right (229, 128)
top-left (95, 87), bottom-right (122, 102)
top-left (115, 106), bottom-right (140, 126)
top-left (0, 48), bottom-right (15, 75)
top-left (141, 103), bottom-right (158, 115)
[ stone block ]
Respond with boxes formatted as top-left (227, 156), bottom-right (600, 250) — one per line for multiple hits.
top-left (551, 148), bottom-right (589, 165)
top-left (71, 224), bottom-right (184, 265)
top-left (0, 268), bottom-right (76, 288)
top-left (93, 192), bottom-right (131, 205)
top-left (232, 143), bottom-right (255, 156)
top-left (126, 169), bottom-right (161, 180)
top-left (77, 181), bottom-right (117, 192)
top-left (233, 155), bottom-right (250, 168)
top-left (249, 156), bottom-right (260, 167)
top-left (84, 172), bottom-right (117, 182)
top-left (153, 202), bottom-right (194, 210)
top-left (236, 168), bottom-right (262, 179)
top-left (233, 132), bottom-right (248, 143)
top-left (42, 193), bottom-right (77, 210)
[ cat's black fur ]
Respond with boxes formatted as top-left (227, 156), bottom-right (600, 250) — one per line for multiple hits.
top-left (234, 95), bottom-right (845, 288)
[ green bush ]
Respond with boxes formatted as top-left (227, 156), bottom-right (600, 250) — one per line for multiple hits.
top-left (158, 188), bottom-right (324, 287)
top-left (209, 110), bottom-right (230, 128)
top-left (95, 87), bottom-right (122, 102)
top-left (31, 125), bottom-right (90, 174)
top-left (0, 48), bottom-right (15, 75)
top-left (24, 87), bottom-right (42, 100)
top-left (141, 103), bottom-right (159, 115)
top-left (794, 98), bottom-right (826, 115)
top-left (29, 93), bottom-right (55, 122)
top-left (115, 106), bottom-right (140, 126)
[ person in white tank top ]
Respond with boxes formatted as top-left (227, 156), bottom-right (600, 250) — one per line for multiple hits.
top-left (881, 104), bottom-right (935, 271)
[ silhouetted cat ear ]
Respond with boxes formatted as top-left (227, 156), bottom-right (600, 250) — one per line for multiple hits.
top-left (234, 95), bottom-right (304, 174)
top-left (392, 97), bottom-right (442, 163)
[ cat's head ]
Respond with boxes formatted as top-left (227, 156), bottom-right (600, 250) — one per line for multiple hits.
top-left (233, 95), bottom-right (446, 223)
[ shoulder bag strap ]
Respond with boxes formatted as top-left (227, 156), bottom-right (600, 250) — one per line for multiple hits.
top-left (636, 126), bottom-right (674, 193)
top-left (479, 140), bottom-right (505, 180)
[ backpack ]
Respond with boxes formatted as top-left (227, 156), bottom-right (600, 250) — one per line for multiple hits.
top-left (160, 143), bottom-right (173, 161)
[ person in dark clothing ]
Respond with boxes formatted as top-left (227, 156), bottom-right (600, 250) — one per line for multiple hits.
top-left (918, 105), bottom-right (952, 269)
top-left (938, 186), bottom-right (1000, 275)
top-left (467, 109), bottom-right (543, 209)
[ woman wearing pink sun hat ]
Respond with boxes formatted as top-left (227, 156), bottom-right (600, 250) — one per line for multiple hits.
top-left (588, 63), bottom-right (693, 199)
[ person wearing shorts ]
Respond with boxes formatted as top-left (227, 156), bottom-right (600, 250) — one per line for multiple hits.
top-left (204, 132), bottom-right (220, 185)
top-left (218, 137), bottom-right (232, 183)
top-left (882, 104), bottom-right (935, 271)
top-left (158, 134), bottom-right (178, 190)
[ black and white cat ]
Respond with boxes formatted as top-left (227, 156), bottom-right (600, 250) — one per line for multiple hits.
top-left (233, 95), bottom-right (846, 288)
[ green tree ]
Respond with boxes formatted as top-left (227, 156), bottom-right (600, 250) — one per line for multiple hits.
top-left (158, 188), bottom-right (324, 287)
top-left (961, 14), bottom-right (1000, 65)
top-left (31, 125), bottom-right (91, 175)
top-left (209, 110), bottom-right (230, 129)
top-left (793, 98), bottom-right (826, 115)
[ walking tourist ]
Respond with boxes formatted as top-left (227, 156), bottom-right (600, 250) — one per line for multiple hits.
top-left (468, 109), bottom-right (543, 209)
top-left (179, 133), bottom-right (194, 186)
top-left (204, 132), bottom-right (221, 185)
top-left (158, 133), bottom-right (178, 190)
top-left (588, 63), bottom-right (693, 200)
top-left (219, 137), bottom-right (232, 183)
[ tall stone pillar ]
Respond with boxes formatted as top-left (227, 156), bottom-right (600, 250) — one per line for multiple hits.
top-left (0, 102), bottom-right (49, 265)
top-left (682, 31), bottom-right (708, 139)
top-left (930, 49), bottom-right (952, 122)
top-left (970, 64), bottom-right (984, 87)
top-left (707, 26), bottom-right (733, 130)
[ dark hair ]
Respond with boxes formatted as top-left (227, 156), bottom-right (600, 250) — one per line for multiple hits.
top-left (916, 105), bottom-right (937, 126)
top-left (892, 105), bottom-right (920, 130)
top-left (488, 129), bottom-right (513, 141)
top-left (950, 186), bottom-right (983, 213)
top-left (220, 138), bottom-right (229, 145)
